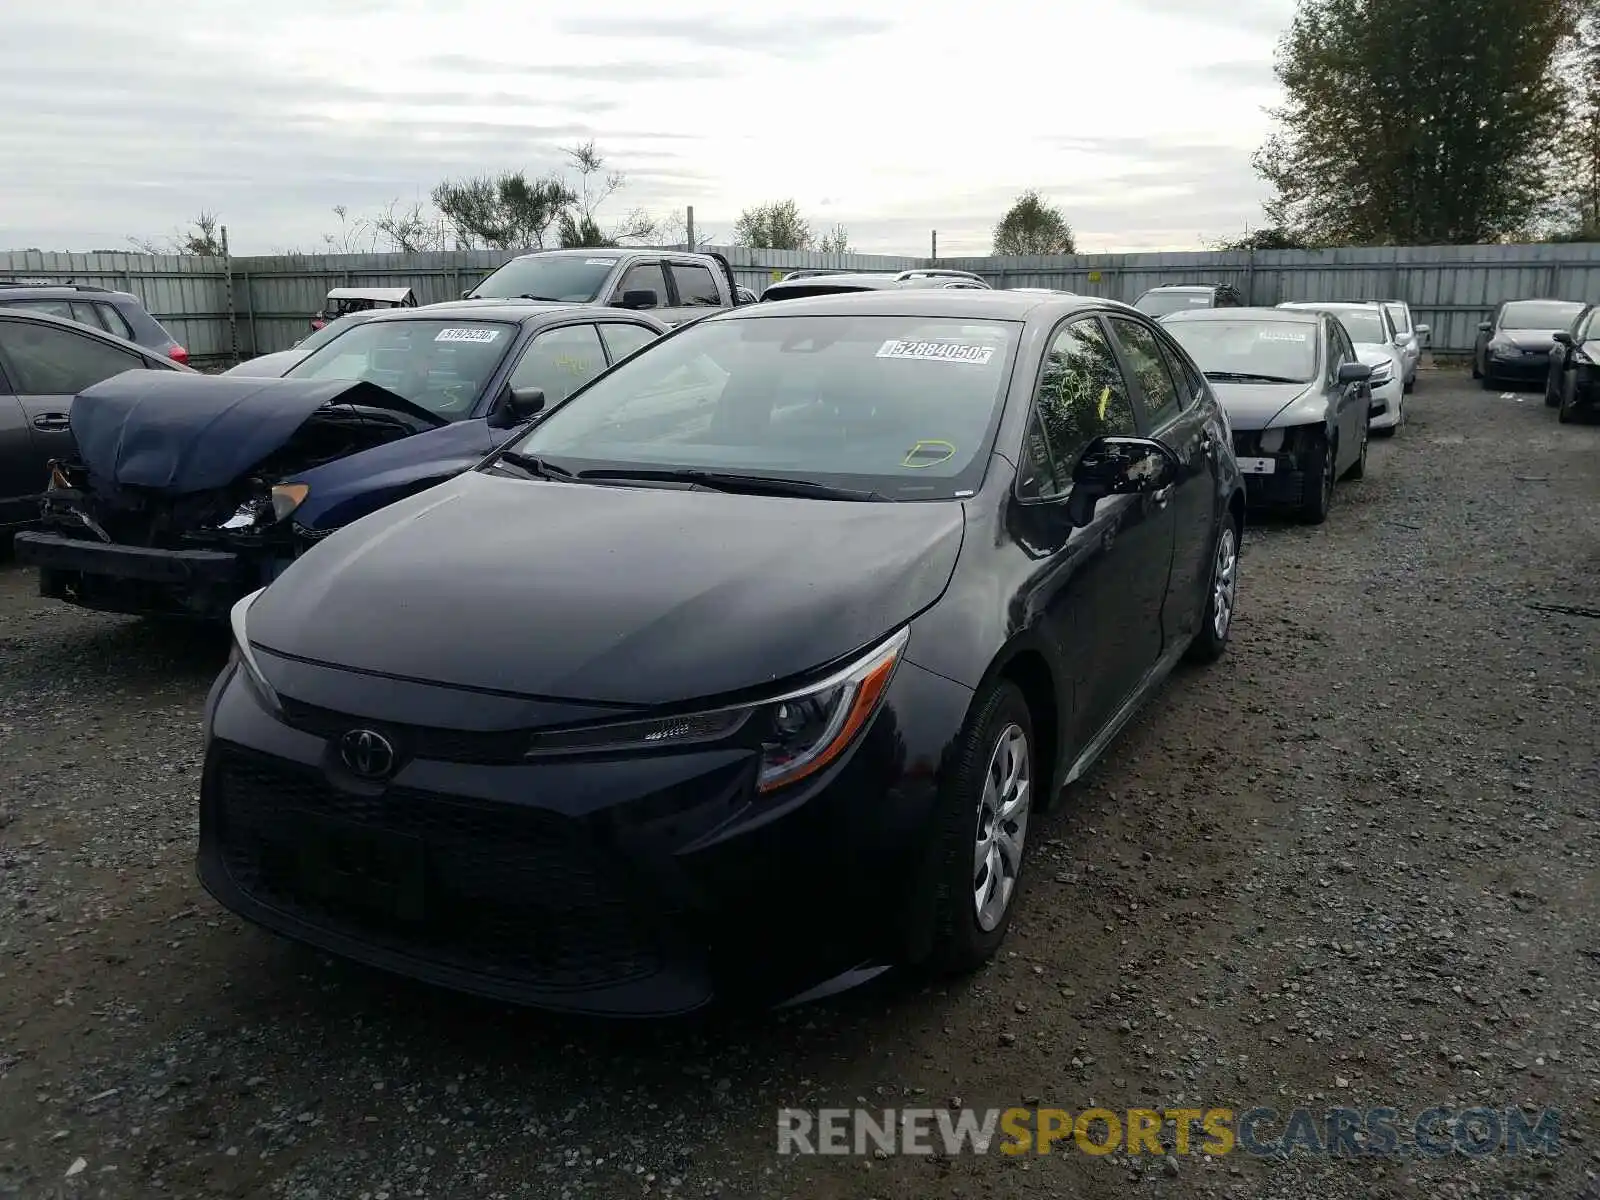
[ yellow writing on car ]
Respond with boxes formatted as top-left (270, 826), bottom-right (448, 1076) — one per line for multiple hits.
top-left (1097, 385), bottom-right (1111, 420)
top-left (554, 354), bottom-right (592, 377)
top-left (901, 440), bottom-right (957, 468)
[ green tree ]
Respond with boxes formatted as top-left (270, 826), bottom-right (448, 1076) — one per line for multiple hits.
top-left (128, 211), bottom-right (224, 256)
top-left (431, 172), bottom-right (577, 250)
top-left (991, 191), bottom-right (1076, 255)
top-left (1256, 0), bottom-right (1577, 245)
top-left (733, 199), bottom-right (814, 250)
top-left (1550, 5), bottom-right (1600, 238)
top-left (1211, 225), bottom-right (1308, 251)
top-left (817, 223), bottom-right (850, 253)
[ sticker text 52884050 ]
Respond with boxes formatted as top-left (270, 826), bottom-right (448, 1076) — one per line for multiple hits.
top-left (435, 327), bottom-right (502, 344)
top-left (876, 339), bottom-right (995, 365)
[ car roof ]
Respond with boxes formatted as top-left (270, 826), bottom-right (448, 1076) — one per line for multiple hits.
top-left (325, 286), bottom-right (414, 302)
top-left (1162, 306), bottom-right (1318, 324)
top-left (0, 281), bottom-right (133, 300)
top-left (1141, 285), bottom-right (1219, 294)
top-left (713, 288), bottom-right (1119, 323)
top-left (0, 307), bottom-right (189, 364)
top-left (1280, 300), bottom-right (1382, 312)
top-left (375, 300), bottom-right (640, 324)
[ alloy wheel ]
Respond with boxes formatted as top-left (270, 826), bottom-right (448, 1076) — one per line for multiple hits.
top-left (1211, 525), bottom-right (1238, 641)
top-left (973, 724), bottom-right (1030, 932)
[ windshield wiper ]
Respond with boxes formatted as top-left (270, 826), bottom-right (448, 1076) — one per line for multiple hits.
top-left (515, 293), bottom-right (565, 302)
top-left (491, 451), bottom-right (574, 481)
top-left (574, 467), bottom-right (891, 502)
top-left (1204, 370), bottom-right (1302, 384)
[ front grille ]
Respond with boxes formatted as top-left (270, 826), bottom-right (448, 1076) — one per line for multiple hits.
top-left (277, 697), bottom-right (531, 764)
top-left (212, 748), bottom-right (668, 991)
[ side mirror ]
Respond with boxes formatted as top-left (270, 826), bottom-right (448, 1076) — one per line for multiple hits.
top-left (615, 288), bottom-right (658, 310)
top-left (490, 385), bottom-right (547, 428)
top-left (1477, 321), bottom-right (1493, 333)
top-left (1369, 398), bottom-right (1388, 419)
top-left (1065, 436), bottom-right (1178, 527)
top-left (1553, 331), bottom-right (1574, 346)
top-left (1337, 362), bottom-right (1372, 384)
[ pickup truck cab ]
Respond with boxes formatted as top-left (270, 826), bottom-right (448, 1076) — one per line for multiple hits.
top-left (464, 248), bottom-right (745, 328)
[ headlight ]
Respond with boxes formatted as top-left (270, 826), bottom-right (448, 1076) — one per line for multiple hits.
top-left (1368, 362), bottom-right (1393, 383)
top-left (524, 627), bottom-right (909, 792)
top-left (271, 482), bottom-right (309, 522)
top-left (1258, 427), bottom-right (1285, 453)
top-left (228, 589), bottom-right (282, 715)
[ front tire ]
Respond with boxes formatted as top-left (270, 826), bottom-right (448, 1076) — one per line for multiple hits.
top-left (1298, 432), bottom-right (1335, 524)
top-left (926, 681), bottom-right (1035, 974)
top-left (1558, 382), bottom-right (1580, 424)
top-left (1186, 516), bottom-right (1239, 664)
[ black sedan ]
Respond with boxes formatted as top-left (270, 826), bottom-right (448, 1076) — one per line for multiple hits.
top-left (1, 309), bottom-right (192, 541)
top-left (1161, 307), bottom-right (1378, 524)
top-left (1474, 299), bottom-right (1585, 389)
top-left (1546, 303), bottom-right (1600, 423)
top-left (199, 290), bottom-right (1247, 1015)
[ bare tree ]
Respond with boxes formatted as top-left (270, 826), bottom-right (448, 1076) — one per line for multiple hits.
top-left (373, 200), bottom-right (449, 253)
top-left (128, 211), bottom-right (225, 256)
top-left (322, 205), bottom-right (375, 254)
top-left (655, 210), bottom-right (716, 249)
top-left (817, 223), bottom-right (850, 253)
top-left (556, 141), bottom-right (660, 246)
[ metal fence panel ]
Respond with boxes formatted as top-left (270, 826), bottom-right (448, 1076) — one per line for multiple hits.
top-left (8, 242), bottom-right (1600, 362)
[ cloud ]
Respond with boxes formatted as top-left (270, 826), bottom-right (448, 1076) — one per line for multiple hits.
top-left (1189, 59), bottom-right (1281, 89)
top-left (419, 54), bottom-right (733, 81)
top-left (553, 14), bottom-right (891, 55)
top-left (1122, 0), bottom-right (1295, 36)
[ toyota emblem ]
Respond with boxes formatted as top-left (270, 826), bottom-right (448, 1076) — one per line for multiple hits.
top-left (339, 728), bottom-right (396, 779)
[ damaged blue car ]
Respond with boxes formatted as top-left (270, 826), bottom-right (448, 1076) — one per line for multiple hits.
top-left (13, 302), bottom-right (668, 619)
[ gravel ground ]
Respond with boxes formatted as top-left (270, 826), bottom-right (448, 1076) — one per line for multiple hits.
top-left (1, 371), bottom-right (1596, 1200)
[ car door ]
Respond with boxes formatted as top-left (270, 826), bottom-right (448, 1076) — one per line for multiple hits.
top-left (0, 357), bottom-right (32, 526)
top-left (0, 316), bottom-right (150, 505)
top-left (497, 322), bottom-right (608, 442)
top-left (1105, 313), bottom-right (1214, 649)
top-left (1328, 319), bottom-right (1367, 462)
top-left (663, 261), bottom-right (725, 328)
top-left (1013, 314), bottom-right (1175, 755)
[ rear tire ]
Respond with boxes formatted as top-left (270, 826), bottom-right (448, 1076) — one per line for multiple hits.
top-left (1342, 417), bottom-right (1369, 480)
top-left (1186, 516), bottom-right (1239, 664)
top-left (1480, 370), bottom-right (1497, 390)
top-left (926, 681), bottom-right (1036, 975)
top-left (1298, 432), bottom-right (1334, 524)
top-left (1558, 384), bottom-right (1579, 424)
top-left (1546, 369), bottom-right (1564, 407)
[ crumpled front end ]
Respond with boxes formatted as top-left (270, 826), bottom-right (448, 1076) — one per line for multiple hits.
top-left (16, 399), bottom-right (427, 620)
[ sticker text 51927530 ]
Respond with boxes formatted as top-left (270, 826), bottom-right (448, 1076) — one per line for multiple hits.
top-left (435, 327), bottom-right (502, 344)
top-left (876, 339), bottom-right (995, 365)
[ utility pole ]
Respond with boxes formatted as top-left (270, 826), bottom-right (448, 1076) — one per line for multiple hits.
top-left (931, 230), bottom-right (938, 261)
top-left (686, 206), bottom-right (695, 249)
top-left (221, 224), bottom-right (239, 367)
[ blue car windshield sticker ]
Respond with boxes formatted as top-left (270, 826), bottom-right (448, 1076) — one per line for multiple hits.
top-left (876, 339), bottom-right (995, 365)
top-left (435, 327), bottom-right (502, 344)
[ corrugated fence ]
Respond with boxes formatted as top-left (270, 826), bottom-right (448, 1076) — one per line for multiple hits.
top-left (4, 242), bottom-right (1599, 364)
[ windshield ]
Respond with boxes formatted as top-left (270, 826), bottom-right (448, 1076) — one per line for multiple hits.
top-left (469, 255), bottom-right (618, 302)
top-left (292, 313), bottom-right (365, 352)
top-left (506, 314), bottom-right (1020, 500)
top-left (1164, 320), bottom-right (1318, 383)
top-left (285, 318), bottom-right (517, 419)
top-left (1136, 291), bottom-right (1211, 318)
top-left (1294, 307), bottom-right (1384, 344)
top-left (1499, 300), bottom-right (1584, 330)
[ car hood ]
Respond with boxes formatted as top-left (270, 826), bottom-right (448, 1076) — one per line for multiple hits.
top-left (1206, 381), bottom-right (1312, 430)
top-left (245, 470), bottom-right (966, 706)
top-left (70, 372), bottom-right (446, 495)
top-left (1492, 330), bottom-right (1559, 350)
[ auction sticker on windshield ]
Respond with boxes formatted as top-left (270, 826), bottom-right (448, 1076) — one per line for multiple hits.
top-left (1259, 331), bottom-right (1308, 341)
top-left (876, 339), bottom-right (995, 365)
top-left (585, 258), bottom-right (617, 266)
top-left (435, 327), bottom-right (502, 343)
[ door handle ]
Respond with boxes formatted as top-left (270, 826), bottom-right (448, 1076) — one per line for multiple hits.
top-left (33, 413), bottom-right (70, 431)
top-left (1152, 484), bottom-right (1174, 508)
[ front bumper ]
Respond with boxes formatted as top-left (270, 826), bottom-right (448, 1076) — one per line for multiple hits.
top-left (15, 531), bottom-right (253, 620)
top-left (1485, 352), bottom-right (1550, 383)
top-left (1367, 377), bottom-right (1402, 429)
top-left (196, 654), bottom-right (972, 1015)
top-left (1229, 425), bottom-right (1326, 506)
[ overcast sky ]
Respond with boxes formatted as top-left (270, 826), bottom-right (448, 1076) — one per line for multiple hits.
top-left (0, 0), bottom-right (1295, 257)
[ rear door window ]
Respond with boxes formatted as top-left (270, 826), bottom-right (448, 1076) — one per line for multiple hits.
top-left (1, 298), bottom-right (75, 321)
top-left (598, 322), bottom-right (660, 364)
top-left (0, 319), bottom-right (144, 394)
top-left (95, 304), bottom-right (137, 340)
top-left (668, 264), bottom-right (721, 307)
top-left (1106, 316), bottom-right (1183, 429)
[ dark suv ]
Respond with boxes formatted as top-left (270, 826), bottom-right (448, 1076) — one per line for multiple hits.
top-left (1132, 284), bottom-right (1246, 319)
top-left (0, 282), bottom-right (189, 365)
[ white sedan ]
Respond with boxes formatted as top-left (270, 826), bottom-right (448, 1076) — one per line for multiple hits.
top-left (1278, 301), bottom-right (1406, 434)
